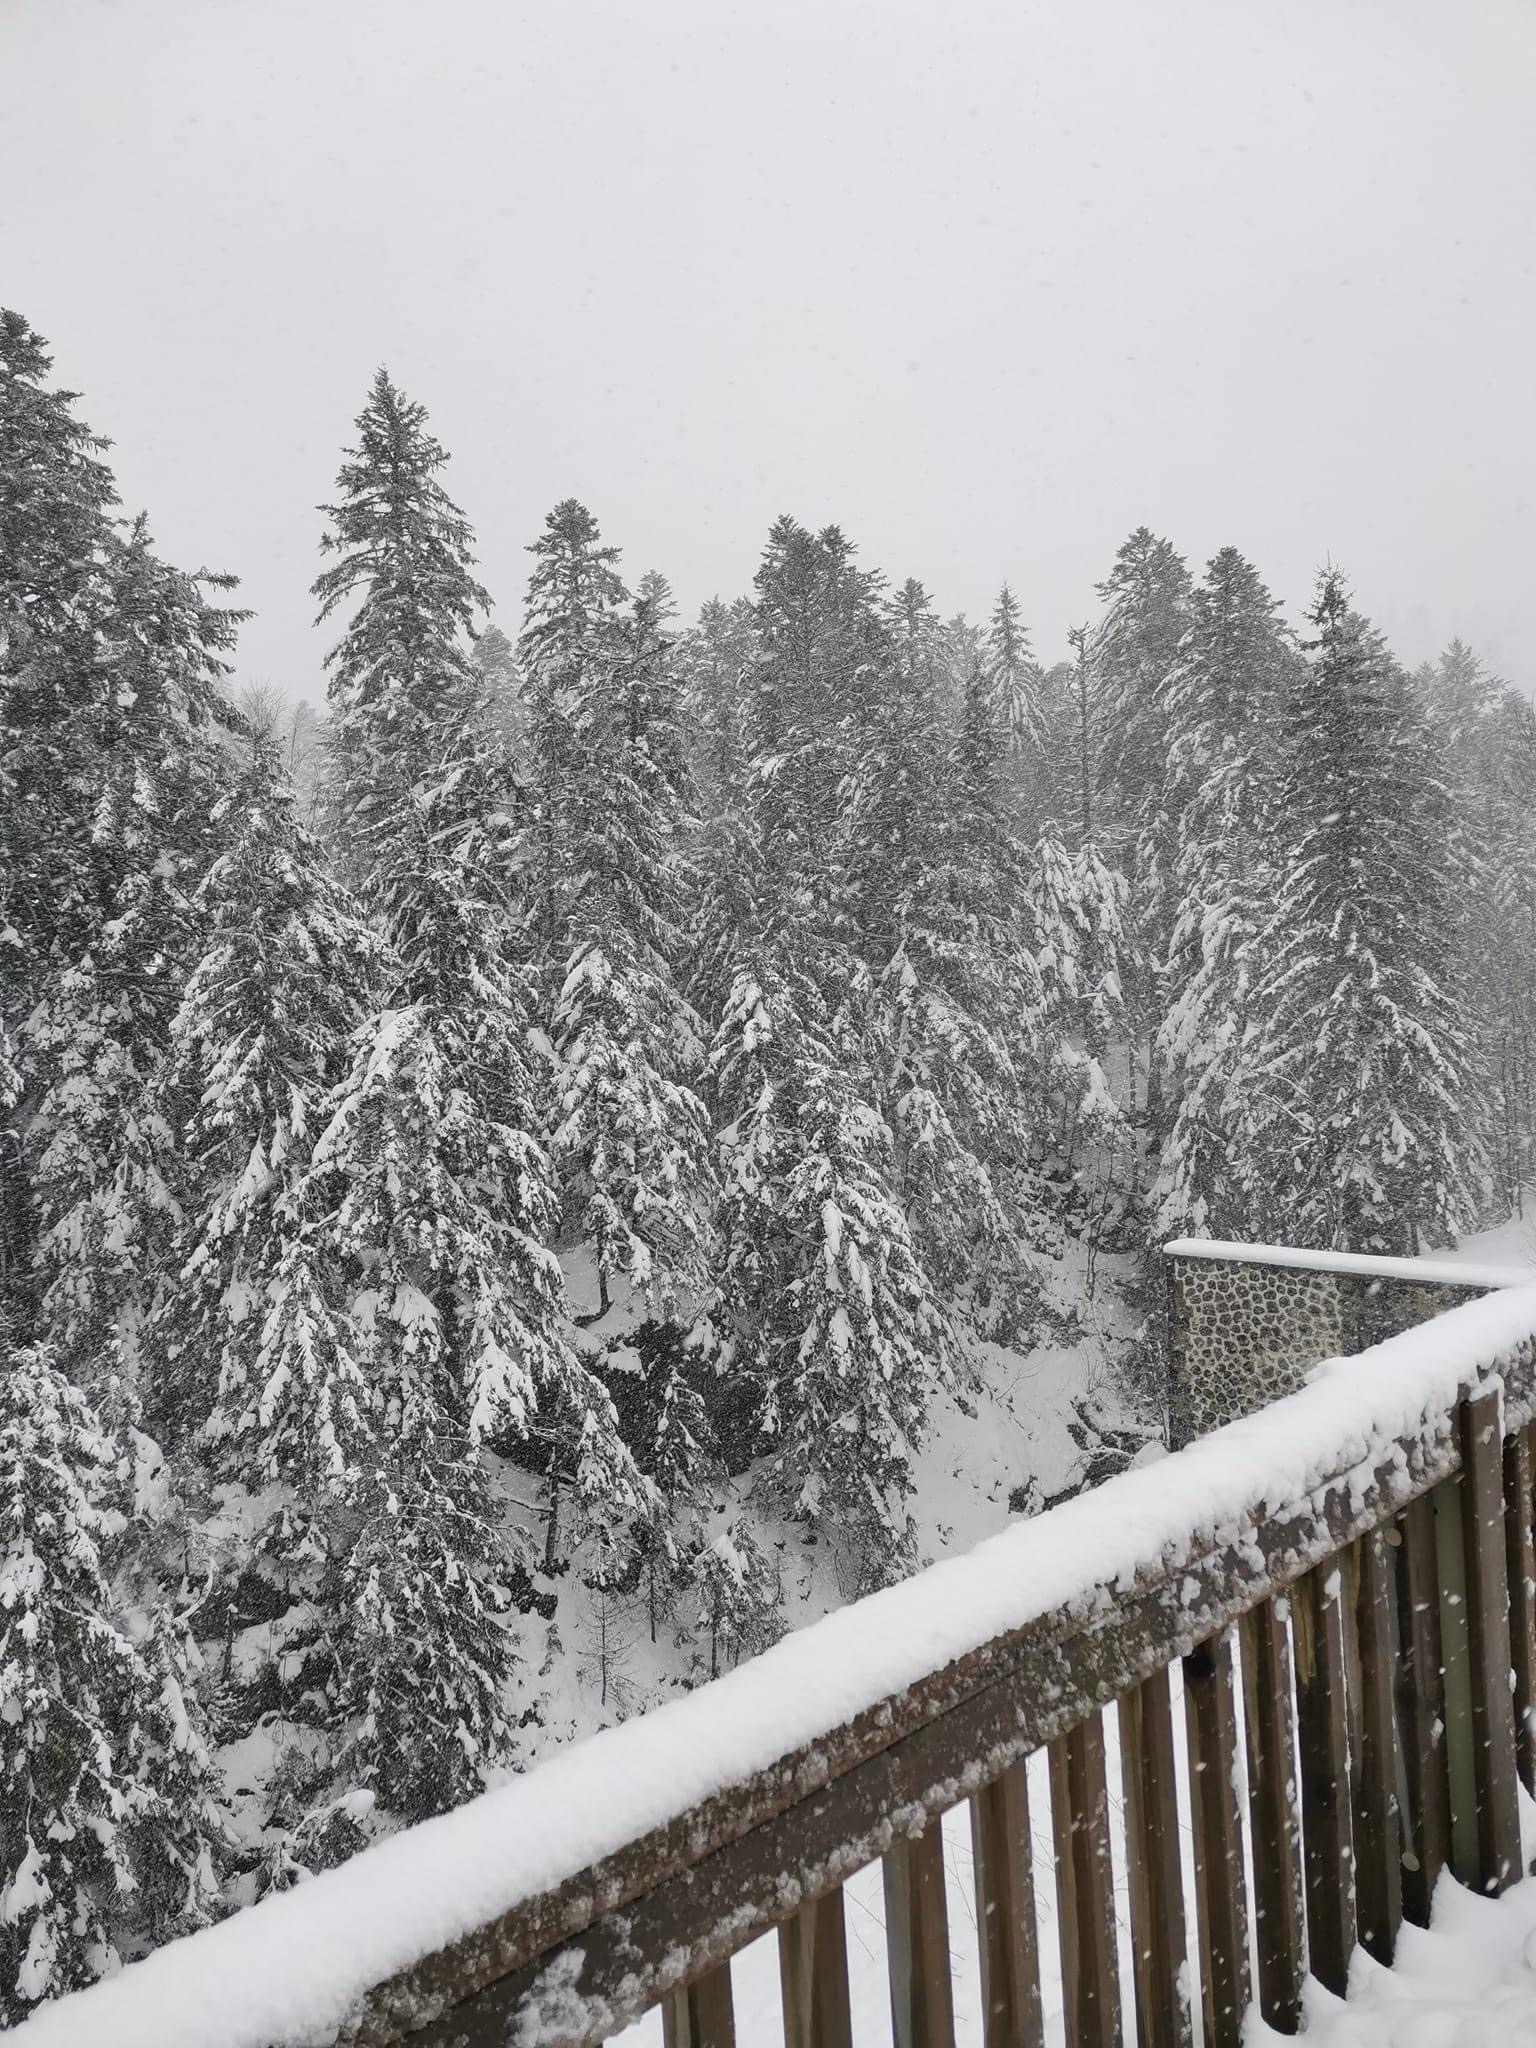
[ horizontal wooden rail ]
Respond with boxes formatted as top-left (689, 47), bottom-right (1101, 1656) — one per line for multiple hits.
top-left (17, 1281), bottom-right (1536, 2048)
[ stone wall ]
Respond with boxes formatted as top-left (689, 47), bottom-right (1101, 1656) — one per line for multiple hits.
top-left (1165, 1248), bottom-right (1501, 1445)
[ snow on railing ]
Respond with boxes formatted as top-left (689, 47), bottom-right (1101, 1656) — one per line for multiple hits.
top-left (17, 1282), bottom-right (1536, 2048)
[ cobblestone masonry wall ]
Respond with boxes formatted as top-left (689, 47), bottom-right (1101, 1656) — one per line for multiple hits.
top-left (1166, 1253), bottom-right (1496, 1445)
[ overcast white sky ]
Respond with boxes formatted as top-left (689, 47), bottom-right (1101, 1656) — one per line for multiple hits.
top-left (6, 0), bottom-right (1535, 699)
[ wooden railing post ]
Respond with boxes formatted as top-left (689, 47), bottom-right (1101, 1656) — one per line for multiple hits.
top-left (778, 1889), bottom-right (853, 2048)
top-left (1240, 1595), bottom-right (1306, 2034)
top-left (1395, 1491), bottom-right (1451, 1925)
top-left (1459, 1385), bottom-right (1522, 1894)
top-left (969, 1763), bottom-right (1045, 2048)
top-left (1049, 1712), bottom-right (1122, 2048)
top-left (661, 1962), bottom-right (736, 2048)
top-left (1504, 1423), bottom-right (1536, 1798)
top-left (1433, 1472), bottom-right (1481, 1884)
top-left (1119, 1669), bottom-right (1191, 2048)
top-left (883, 1816), bottom-right (956, 2048)
top-left (1294, 1557), bottom-right (1356, 1995)
top-left (1183, 1631), bottom-right (1249, 2048)
top-left (1352, 1530), bottom-right (1403, 1964)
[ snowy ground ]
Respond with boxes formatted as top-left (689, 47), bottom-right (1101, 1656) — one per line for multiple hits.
top-left (1258, 1847), bottom-right (1536, 2047)
top-left (1450, 1204), bottom-right (1536, 1277)
top-left (524, 1237), bottom-right (1150, 1756)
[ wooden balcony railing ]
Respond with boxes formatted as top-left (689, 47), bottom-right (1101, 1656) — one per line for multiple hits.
top-left (19, 1275), bottom-right (1536, 2048)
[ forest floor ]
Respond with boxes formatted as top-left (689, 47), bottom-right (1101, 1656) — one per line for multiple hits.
top-left (528, 1232), bottom-right (1154, 1755)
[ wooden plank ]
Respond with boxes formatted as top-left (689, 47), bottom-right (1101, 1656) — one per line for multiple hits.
top-left (1293, 1558), bottom-right (1355, 1997)
top-left (1351, 1530), bottom-right (1403, 1964)
top-left (968, 1763), bottom-right (1044, 2048)
top-left (660, 1962), bottom-right (735, 2048)
top-left (1504, 1424), bottom-right (1536, 1797)
top-left (1395, 1492), bottom-right (1450, 1926)
top-left (1119, 1670), bottom-right (1190, 2048)
top-left (778, 1888), bottom-right (852, 2048)
top-left (883, 1815), bottom-right (957, 2048)
top-left (1240, 1596), bottom-right (1305, 2034)
top-left (1049, 1713), bottom-right (1122, 2048)
top-left (1183, 1632), bottom-right (1249, 2048)
top-left (1433, 1473), bottom-right (1480, 1885)
top-left (1459, 1385), bottom-right (1522, 1895)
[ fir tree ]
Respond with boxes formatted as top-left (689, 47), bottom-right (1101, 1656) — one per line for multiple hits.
top-left (678, 595), bottom-right (756, 815)
top-left (313, 368), bottom-right (490, 855)
top-left (1021, 835), bottom-right (1135, 1218)
top-left (0, 1332), bottom-right (224, 2022)
top-left (1090, 529), bottom-right (1191, 1171)
top-left (710, 947), bottom-right (956, 1594)
top-left (520, 516), bottom-right (714, 1316)
top-left (24, 520), bottom-right (244, 1388)
top-left (862, 585), bottom-right (1048, 1335)
top-left (0, 308), bottom-right (119, 1014)
top-left (471, 622), bottom-right (521, 740)
top-left (330, 1429), bottom-right (520, 1823)
top-left (1153, 549), bottom-right (1295, 1239)
top-left (146, 733), bottom-right (379, 1822)
top-left (1253, 570), bottom-right (1476, 1252)
top-left (690, 1515), bottom-right (781, 1681)
top-left (1092, 526), bottom-right (1192, 861)
top-left (975, 582), bottom-right (1047, 824)
top-left (1418, 644), bottom-right (1536, 1218)
top-left (154, 731), bottom-right (375, 1461)
top-left (311, 387), bottom-right (649, 1817)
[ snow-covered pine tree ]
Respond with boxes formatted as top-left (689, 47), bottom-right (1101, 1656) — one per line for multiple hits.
top-left (155, 730), bottom-right (375, 1455)
top-left (1089, 529), bottom-right (1191, 1173)
top-left (516, 497), bottom-right (629, 980)
top-left (125, 1604), bottom-right (228, 1949)
top-left (311, 401), bottom-right (662, 1808)
top-left (635, 568), bottom-right (679, 629)
top-left (471, 623), bottom-right (522, 741)
top-left (693, 522), bottom-right (968, 1592)
top-left (709, 948), bottom-right (955, 1594)
top-left (1092, 527), bottom-right (1192, 862)
top-left (1, 312), bottom-right (119, 1330)
top-left (1020, 834), bottom-right (1135, 1229)
top-left (519, 511), bottom-right (713, 1317)
top-left (976, 582), bottom-right (1049, 827)
top-left (24, 518), bottom-right (244, 1392)
top-left (689, 1515), bottom-right (781, 1681)
top-left (145, 729), bottom-right (379, 1811)
top-left (310, 378), bottom-right (638, 1818)
top-left (0, 1328), bottom-right (225, 2023)
top-left (745, 518), bottom-right (888, 920)
top-left (1418, 643), bottom-right (1536, 1219)
top-left (1253, 570), bottom-right (1476, 1252)
top-left (321, 746), bottom-right (647, 1490)
top-left (856, 579), bottom-right (1046, 1336)
top-left (305, 846), bottom-right (533, 1825)
top-left (313, 368), bottom-right (490, 861)
top-left (678, 595), bottom-right (757, 817)
top-left (1152, 549), bottom-right (1296, 1240)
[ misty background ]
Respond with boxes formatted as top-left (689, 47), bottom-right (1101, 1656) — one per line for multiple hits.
top-left (5, 0), bottom-right (1535, 696)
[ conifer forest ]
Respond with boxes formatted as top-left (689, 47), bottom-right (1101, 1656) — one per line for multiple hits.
top-left (2, 311), bottom-right (1534, 2019)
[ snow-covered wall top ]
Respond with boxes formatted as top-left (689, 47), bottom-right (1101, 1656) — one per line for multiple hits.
top-left (17, 1283), bottom-right (1536, 2048)
top-left (1164, 1236), bottom-right (1533, 1443)
top-left (1162, 1236), bottom-right (1534, 1293)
